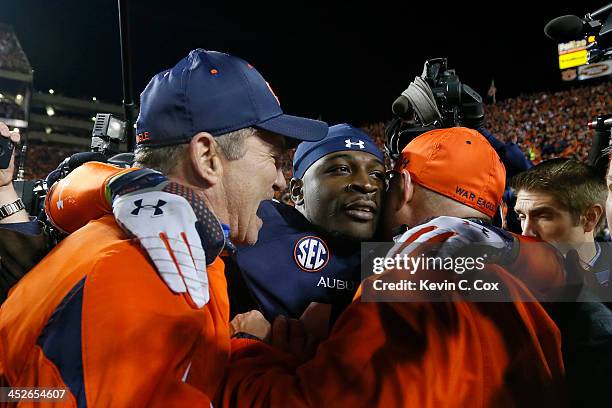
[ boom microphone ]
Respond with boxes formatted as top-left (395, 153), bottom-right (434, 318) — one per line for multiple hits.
top-left (544, 15), bottom-right (584, 42)
top-left (588, 117), bottom-right (612, 130)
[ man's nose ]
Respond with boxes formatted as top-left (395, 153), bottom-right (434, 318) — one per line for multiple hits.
top-left (521, 217), bottom-right (538, 238)
top-left (273, 167), bottom-right (287, 192)
top-left (348, 170), bottom-right (378, 194)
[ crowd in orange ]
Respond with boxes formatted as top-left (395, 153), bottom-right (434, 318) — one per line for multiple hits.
top-left (485, 81), bottom-right (610, 164)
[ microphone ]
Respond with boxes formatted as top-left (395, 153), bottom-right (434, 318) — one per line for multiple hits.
top-left (544, 15), bottom-right (584, 42)
top-left (588, 117), bottom-right (612, 130)
top-left (392, 94), bottom-right (412, 116)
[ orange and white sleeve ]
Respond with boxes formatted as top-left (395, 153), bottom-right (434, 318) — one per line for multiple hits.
top-left (45, 162), bottom-right (136, 233)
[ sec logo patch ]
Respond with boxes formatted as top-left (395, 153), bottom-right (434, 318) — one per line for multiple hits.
top-left (293, 236), bottom-right (330, 272)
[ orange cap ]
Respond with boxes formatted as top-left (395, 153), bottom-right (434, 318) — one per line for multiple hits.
top-left (395, 127), bottom-right (506, 217)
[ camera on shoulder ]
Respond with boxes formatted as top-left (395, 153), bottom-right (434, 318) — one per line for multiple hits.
top-left (384, 58), bottom-right (485, 159)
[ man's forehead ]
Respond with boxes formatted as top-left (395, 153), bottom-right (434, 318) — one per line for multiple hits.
top-left (318, 151), bottom-right (384, 165)
top-left (254, 129), bottom-right (286, 151)
top-left (515, 190), bottom-right (565, 210)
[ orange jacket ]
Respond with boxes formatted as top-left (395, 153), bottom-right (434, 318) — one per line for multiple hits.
top-left (0, 163), bottom-right (231, 407)
top-left (218, 240), bottom-right (567, 408)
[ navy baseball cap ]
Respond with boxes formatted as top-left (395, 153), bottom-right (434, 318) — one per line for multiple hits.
top-left (136, 49), bottom-right (328, 146)
top-left (293, 123), bottom-right (385, 179)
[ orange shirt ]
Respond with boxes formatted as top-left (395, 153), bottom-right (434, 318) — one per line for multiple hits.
top-left (0, 162), bottom-right (231, 407)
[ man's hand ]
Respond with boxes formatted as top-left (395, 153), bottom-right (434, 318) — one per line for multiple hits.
top-left (0, 122), bottom-right (28, 223)
top-left (270, 315), bottom-right (317, 363)
top-left (230, 310), bottom-right (271, 340)
top-left (0, 122), bottom-right (19, 187)
top-left (299, 302), bottom-right (331, 340)
top-left (110, 169), bottom-right (214, 309)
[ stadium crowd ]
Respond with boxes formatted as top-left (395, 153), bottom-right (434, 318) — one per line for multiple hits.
top-left (486, 81), bottom-right (611, 164)
top-left (17, 141), bottom-right (81, 180)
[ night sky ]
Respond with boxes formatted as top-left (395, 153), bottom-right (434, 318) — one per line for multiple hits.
top-left (2, 1), bottom-right (609, 125)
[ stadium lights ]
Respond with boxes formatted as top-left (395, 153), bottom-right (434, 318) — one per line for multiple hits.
top-left (44, 127), bottom-right (52, 135)
top-left (46, 106), bottom-right (55, 116)
top-left (15, 94), bottom-right (23, 104)
top-left (91, 116), bottom-right (96, 121)
top-left (48, 89), bottom-right (54, 95)
top-left (92, 97), bottom-right (97, 102)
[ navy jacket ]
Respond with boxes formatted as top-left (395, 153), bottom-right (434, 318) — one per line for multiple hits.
top-left (225, 200), bottom-right (361, 321)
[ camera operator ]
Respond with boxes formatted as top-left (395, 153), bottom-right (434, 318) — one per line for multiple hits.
top-left (0, 120), bottom-right (116, 305)
top-left (0, 122), bottom-right (50, 304)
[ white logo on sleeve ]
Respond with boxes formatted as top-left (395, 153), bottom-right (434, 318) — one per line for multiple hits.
top-left (345, 139), bottom-right (365, 149)
top-left (294, 236), bottom-right (330, 272)
top-left (56, 178), bottom-right (72, 210)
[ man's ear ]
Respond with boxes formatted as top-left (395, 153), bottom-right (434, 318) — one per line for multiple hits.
top-left (582, 203), bottom-right (604, 233)
top-left (188, 132), bottom-right (223, 188)
top-left (396, 169), bottom-right (415, 210)
top-left (289, 178), bottom-right (304, 206)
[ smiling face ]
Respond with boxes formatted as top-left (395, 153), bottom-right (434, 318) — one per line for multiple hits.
top-left (221, 131), bottom-right (287, 245)
top-left (293, 151), bottom-right (385, 240)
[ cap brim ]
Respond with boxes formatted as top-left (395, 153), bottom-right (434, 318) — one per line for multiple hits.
top-left (256, 114), bottom-right (328, 142)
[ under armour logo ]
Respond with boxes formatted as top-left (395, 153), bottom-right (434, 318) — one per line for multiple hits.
top-left (131, 199), bottom-right (167, 216)
top-left (345, 139), bottom-right (365, 149)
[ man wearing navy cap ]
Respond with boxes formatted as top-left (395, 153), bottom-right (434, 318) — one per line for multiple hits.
top-left (133, 49), bottom-right (327, 245)
top-left (227, 123), bottom-right (385, 335)
top-left (0, 49), bottom-right (327, 406)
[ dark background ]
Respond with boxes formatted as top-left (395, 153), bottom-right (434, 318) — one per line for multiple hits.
top-left (2, 1), bottom-right (608, 125)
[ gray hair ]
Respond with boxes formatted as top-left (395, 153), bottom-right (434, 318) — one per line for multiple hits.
top-left (134, 127), bottom-right (255, 175)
